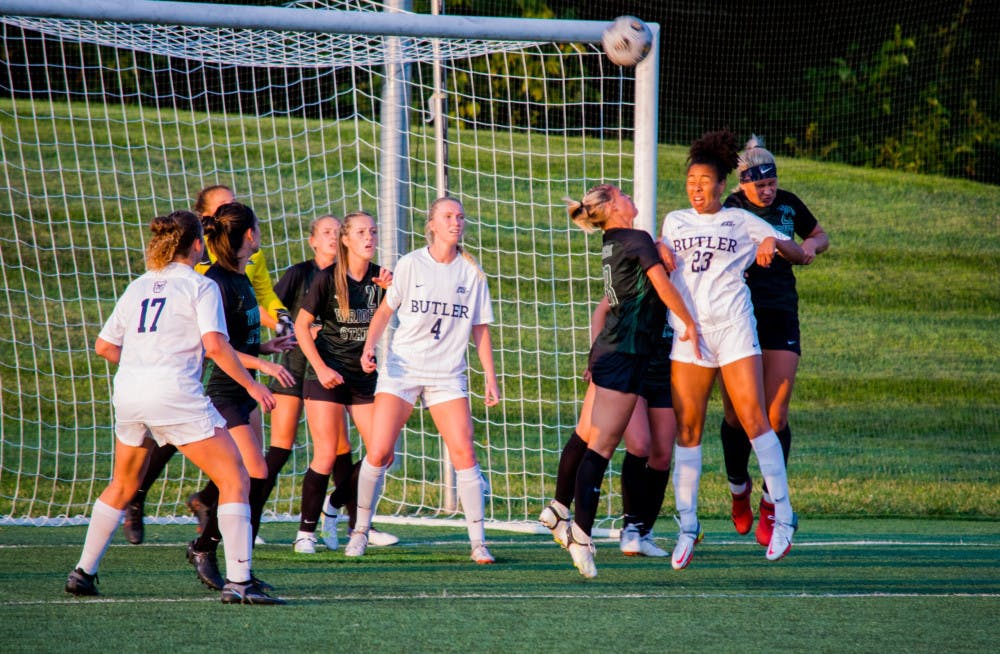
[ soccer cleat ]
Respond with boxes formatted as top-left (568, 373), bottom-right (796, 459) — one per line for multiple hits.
top-left (65, 568), bottom-right (99, 596)
top-left (470, 542), bottom-right (495, 564)
top-left (539, 502), bottom-right (571, 549)
top-left (568, 532), bottom-right (598, 579)
top-left (766, 513), bottom-right (798, 561)
top-left (343, 529), bottom-right (369, 558)
top-left (756, 499), bottom-right (776, 547)
top-left (123, 500), bottom-right (144, 545)
top-left (186, 492), bottom-right (212, 536)
top-left (293, 531), bottom-right (318, 554)
top-left (249, 571), bottom-right (274, 592)
top-left (186, 540), bottom-right (224, 590)
top-left (221, 579), bottom-right (286, 605)
top-left (636, 532), bottom-right (669, 558)
top-left (254, 534), bottom-right (267, 546)
top-left (619, 523), bottom-right (642, 556)
top-left (319, 496), bottom-right (339, 550)
top-left (671, 521), bottom-right (704, 570)
top-left (730, 482), bottom-right (754, 535)
top-left (368, 527), bottom-right (400, 547)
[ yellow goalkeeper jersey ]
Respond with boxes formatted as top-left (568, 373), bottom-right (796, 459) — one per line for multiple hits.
top-left (195, 248), bottom-right (287, 321)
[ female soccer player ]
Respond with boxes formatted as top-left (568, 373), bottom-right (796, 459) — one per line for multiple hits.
top-left (719, 136), bottom-right (829, 546)
top-left (291, 211), bottom-right (396, 553)
top-left (539, 298), bottom-right (676, 559)
top-left (556, 184), bottom-right (698, 578)
top-left (660, 130), bottom-right (806, 569)
top-left (65, 210), bottom-right (283, 604)
top-left (184, 202), bottom-right (295, 590)
top-left (347, 197), bottom-right (500, 564)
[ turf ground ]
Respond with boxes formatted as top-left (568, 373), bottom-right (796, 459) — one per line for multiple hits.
top-left (2, 519), bottom-right (997, 652)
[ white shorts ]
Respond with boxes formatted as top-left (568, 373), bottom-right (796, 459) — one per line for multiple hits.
top-left (115, 407), bottom-right (227, 448)
top-left (670, 316), bottom-right (761, 369)
top-left (375, 374), bottom-right (468, 408)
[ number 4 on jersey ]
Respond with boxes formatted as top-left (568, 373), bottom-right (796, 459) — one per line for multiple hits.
top-left (429, 317), bottom-right (442, 340)
top-left (137, 297), bottom-right (166, 332)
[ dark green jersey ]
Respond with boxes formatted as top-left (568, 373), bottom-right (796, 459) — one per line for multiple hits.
top-left (204, 264), bottom-right (259, 402)
top-left (724, 189), bottom-right (817, 312)
top-left (592, 228), bottom-right (666, 357)
top-left (299, 262), bottom-right (384, 378)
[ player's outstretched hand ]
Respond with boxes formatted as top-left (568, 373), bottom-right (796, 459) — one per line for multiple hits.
top-left (261, 360), bottom-right (295, 388)
top-left (261, 334), bottom-right (296, 355)
top-left (372, 269), bottom-right (393, 289)
top-left (248, 380), bottom-right (277, 412)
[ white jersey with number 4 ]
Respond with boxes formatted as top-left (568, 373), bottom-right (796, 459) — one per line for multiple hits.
top-left (98, 262), bottom-right (228, 424)
top-left (381, 247), bottom-right (493, 383)
top-left (660, 206), bottom-right (789, 334)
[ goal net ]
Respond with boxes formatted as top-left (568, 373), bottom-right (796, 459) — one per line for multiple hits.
top-left (0, 0), bottom-right (656, 531)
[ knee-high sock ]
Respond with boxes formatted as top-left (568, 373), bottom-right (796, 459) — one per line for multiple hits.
top-left (298, 467), bottom-right (330, 533)
top-left (456, 464), bottom-right (487, 545)
top-left (217, 502), bottom-right (252, 584)
top-left (620, 451), bottom-right (648, 527)
top-left (753, 430), bottom-right (792, 524)
top-left (249, 477), bottom-right (268, 540)
top-left (673, 445), bottom-right (702, 533)
top-left (131, 443), bottom-right (178, 507)
top-left (199, 480), bottom-right (220, 508)
top-left (573, 449), bottom-right (610, 537)
top-left (346, 460), bottom-right (361, 529)
top-left (761, 424), bottom-right (793, 499)
top-left (76, 499), bottom-right (124, 575)
top-left (261, 446), bottom-right (292, 504)
top-left (355, 459), bottom-right (386, 533)
top-left (720, 419), bottom-right (752, 487)
top-left (555, 431), bottom-right (588, 508)
top-left (328, 454), bottom-right (355, 508)
top-left (640, 465), bottom-right (670, 534)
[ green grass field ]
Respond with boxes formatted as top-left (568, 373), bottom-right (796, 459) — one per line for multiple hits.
top-left (2, 520), bottom-right (998, 652)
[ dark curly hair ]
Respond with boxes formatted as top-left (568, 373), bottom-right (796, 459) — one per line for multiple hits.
top-left (688, 129), bottom-right (740, 181)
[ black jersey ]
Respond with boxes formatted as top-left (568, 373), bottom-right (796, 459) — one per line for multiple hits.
top-left (275, 259), bottom-right (329, 319)
top-left (204, 264), bottom-right (260, 400)
top-left (592, 228), bottom-right (666, 357)
top-left (299, 261), bottom-right (384, 377)
top-left (724, 188), bottom-right (817, 312)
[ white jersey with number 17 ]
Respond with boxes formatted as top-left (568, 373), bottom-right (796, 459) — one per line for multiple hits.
top-left (98, 262), bottom-right (228, 425)
top-left (381, 247), bottom-right (493, 383)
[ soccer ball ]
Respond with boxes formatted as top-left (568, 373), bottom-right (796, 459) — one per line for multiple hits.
top-left (601, 16), bottom-right (652, 67)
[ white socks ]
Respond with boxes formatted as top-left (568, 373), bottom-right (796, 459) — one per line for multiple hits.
top-left (355, 459), bottom-right (387, 534)
top-left (456, 464), bottom-right (486, 545)
top-left (672, 445), bottom-right (702, 533)
top-left (76, 498), bottom-right (124, 575)
top-left (752, 430), bottom-right (793, 523)
top-left (217, 502), bottom-right (252, 584)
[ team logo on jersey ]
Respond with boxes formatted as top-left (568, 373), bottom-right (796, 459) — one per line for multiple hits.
top-left (721, 221), bottom-right (736, 227)
top-left (153, 281), bottom-right (167, 294)
top-left (457, 286), bottom-right (467, 294)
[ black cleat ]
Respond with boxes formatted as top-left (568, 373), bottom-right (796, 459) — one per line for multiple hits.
top-left (123, 500), bottom-right (144, 545)
top-left (249, 571), bottom-right (274, 592)
top-left (221, 579), bottom-right (286, 605)
top-left (186, 492), bottom-right (212, 536)
top-left (65, 568), bottom-right (99, 596)
top-left (186, 540), bottom-right (224, 590)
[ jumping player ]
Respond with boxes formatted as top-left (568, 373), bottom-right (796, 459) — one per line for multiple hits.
top-left (659, 130), bottom-right (806, 569)
top-left (65, 210), bottom-right (283, 604)
top-left (292, 211), bottom-right (397, 553)
top-left (347, 197), bottom-right (501, 564)
top-left (719, 135), bottom-right (829, 546)
top-left (556, 184), bottom-right (698, 578)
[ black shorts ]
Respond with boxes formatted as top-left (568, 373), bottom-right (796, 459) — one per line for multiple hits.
top-left (754, 307), bottom-right (801, 355)
top-left (638, 359), bottom-right (672, 408)
top-left (211, 396), bottom-right (256, 429)
top-left (302, 370), bottom-right (376, 406)
top-left (590, 351), bottom-right (649, 395)
top-left (270, 347), bottom-right (308, 398)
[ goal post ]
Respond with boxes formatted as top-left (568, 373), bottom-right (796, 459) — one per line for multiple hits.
top-left (0, 0), bottom-right (660, 533)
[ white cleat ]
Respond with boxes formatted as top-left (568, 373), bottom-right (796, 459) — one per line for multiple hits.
top-left (254, 534), bottom-right (266, 546)
top-left (344, 529), bottom-right (369, 558)
top-left (766, 513), bottom-right (798, 561)
top-left (319, 497), bottom-right (339, 551)
top-left (619, 523), bottom-right (642, 555)
top-left (368, 527), bottom-right (400, 547)
top-left (671, 521), bottom-right (704, 570)
top-left (637, 532), bottom-right (669, 558)
top-left (293, 531), bottom-right (317, 554)
top-left (539, 502), bottom-right (571, 549)
top-left (569, 539), bottom-right (597, 579)
top-left (471, 542), bottom-right (495, 564)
